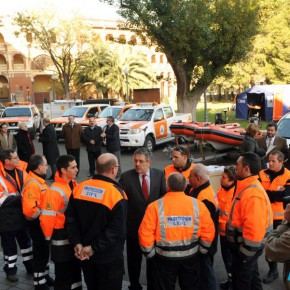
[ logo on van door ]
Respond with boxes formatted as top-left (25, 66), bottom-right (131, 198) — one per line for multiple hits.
top-left (160, 125), bottom-right (165, 135)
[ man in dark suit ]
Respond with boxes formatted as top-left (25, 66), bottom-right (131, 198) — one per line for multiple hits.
top-left (101, 116), bottom-right (121, 178)
top-left (37, 118), bottom-right (60, 179)
top-left (119, 147), bottom-right (166, 290)
top-left (82, 117), bottom-right (103, 177)
top-left (257, 122), bottom-right (288, 163)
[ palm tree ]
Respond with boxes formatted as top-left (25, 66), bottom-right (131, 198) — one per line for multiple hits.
top-left (75, 42), bottom-right (156, 99)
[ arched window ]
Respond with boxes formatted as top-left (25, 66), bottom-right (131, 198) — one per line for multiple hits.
top-left (118, 34), bottom-right (126, 44)
top-left (128, 35), bottom-right (137, 45)
top-left (160, 55), bottom-right (164, 63)
top-left (105, 34), bottom-right (114, 41)
top-left (0, 33), bottom-right (5, 43)
top-left (0, 54), bottom-right (7, 64)
top-left (151, 54), bottom-right (156, 63)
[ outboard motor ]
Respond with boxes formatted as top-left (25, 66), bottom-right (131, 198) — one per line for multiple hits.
top-left (215, 113), bottom-right (226, 125)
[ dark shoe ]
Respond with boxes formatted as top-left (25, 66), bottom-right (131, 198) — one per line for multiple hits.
top-left (6, 274), bottom-right (18, 282)
top-left (262, 270), bottom-right (279, 284)
top-left (45, 274), bottom-right (55, 287)
top-left (220, 279), bottom-right (232, 289)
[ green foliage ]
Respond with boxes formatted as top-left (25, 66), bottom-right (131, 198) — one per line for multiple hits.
top-left (215, 0), bottom-right (290, 87)
top-left (101, 0), bottom-right (261, 115)
top-left (75, 42), bottom-right (156, 99)
top-left (13, 11), bottom-right (89, 98)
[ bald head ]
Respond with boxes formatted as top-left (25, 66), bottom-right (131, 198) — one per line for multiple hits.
top-left (189, 164), bottom-right (209, 189)
top-left (96, 153), bottom-right (118, 178)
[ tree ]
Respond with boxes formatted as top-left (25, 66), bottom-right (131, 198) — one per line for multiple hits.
top-left (75, 42), bottom-right (156, 99)
top-left (13, 11), bottom-right (89, 98)
top-left (102, 0), bottom-right (261, 117)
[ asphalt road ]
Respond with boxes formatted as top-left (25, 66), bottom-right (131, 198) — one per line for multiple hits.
top-left (34, 139), bottom-right (284, 290)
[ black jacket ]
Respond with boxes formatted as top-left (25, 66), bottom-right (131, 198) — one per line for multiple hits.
top-left (15, 129), bottom-right (35, 163)
top-left (38, 123), bottom-right (60, 165)
top-left (82, 126), bottom-right (103, 152)
top-left (119, 167), bottom-right (167, 238)
top-left (105, 123), bottom-right (120, 152)
top-left (65, 174), bottom-right (127, 264)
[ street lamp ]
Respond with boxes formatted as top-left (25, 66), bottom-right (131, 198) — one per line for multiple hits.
top-left (51, 75), bottom-right (57, 100)
top-left (124, 68), bottom-right (129, 102)
top-left (31, 77), bottom-right (34, 104)
top-left (26, 85), bottom-right (30, 102)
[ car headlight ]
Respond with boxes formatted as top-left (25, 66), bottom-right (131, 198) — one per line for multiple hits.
top-left (129, 128), bottom-right (142, 134)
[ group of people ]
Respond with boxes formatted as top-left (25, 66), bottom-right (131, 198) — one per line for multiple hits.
top-left (0, 116), bottom-right (290, 290)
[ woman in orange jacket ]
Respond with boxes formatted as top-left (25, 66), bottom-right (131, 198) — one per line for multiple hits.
top-left (216, 165), bottom-right (236, 290)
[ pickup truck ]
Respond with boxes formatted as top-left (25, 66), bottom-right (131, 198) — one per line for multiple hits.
top-left (50, 104), bottom-right (109, 139)
top-left (79, 103), bottom-right (134, 130)
top-left (0, 103), bottom-right (40, 139)
top-left (117, 103), bottom-right (192, 151)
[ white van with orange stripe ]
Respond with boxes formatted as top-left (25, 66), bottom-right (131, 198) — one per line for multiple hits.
top-left (117, 103), bottom-right (192, 151)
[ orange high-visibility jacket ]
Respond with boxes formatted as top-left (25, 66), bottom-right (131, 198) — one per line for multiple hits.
top-left (18, 160), bottom-right (28, 172)
top-left (139, 191), bottom-right (215, 259)
top-left (22, 171), bottom-right (48, 220)
top-left (164, 163), bottom-right (195, 180)
top-left (0, 162), bottom-right (26, 206)
top-left (217, 183), bottom-right (235, 236)
top-left (259, 168), bottom-right (290, 221)
top-left (226, 175), bottom-right (273, 257)
top-left (40, 172), bottom-right (77, 240)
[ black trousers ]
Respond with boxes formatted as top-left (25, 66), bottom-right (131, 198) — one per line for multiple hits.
top-left (127, 237), bottom-right (153, 290)
top-left (107, 149), bottom-right (121, 177)
top-left (87, 151), bottom-right (101, 175)
top-left (66, 148), bottom-right (80, 170)
top-left (151, 254), bottom-right (200, 290)
top-left (28, 220), bottom-right (50, 287)
top-left (81, 256), bottom-right (124, 290)
top-left (1, 229), bottom-right (33, 275)
top-left (231, 248), bottom-right (263, 290)
top-left (220, 235), bottom-right (232, 274)
top-left (54, 259), bottom-right (82, 290)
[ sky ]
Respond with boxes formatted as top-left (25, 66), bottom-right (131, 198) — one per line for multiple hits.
top-left (1, 0), bottom-right (120, 20)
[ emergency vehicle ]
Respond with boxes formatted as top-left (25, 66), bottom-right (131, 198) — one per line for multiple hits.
top-left (79, 103), bottom-right (135, 129)
top-left (50, 104), bottom-right (109, 139)
top-left (42, 99), bottom-right (83, 119)
top-left (117, 103), bottom-right (192, 151)
top-left (0, 102), bottom-right (40, 139)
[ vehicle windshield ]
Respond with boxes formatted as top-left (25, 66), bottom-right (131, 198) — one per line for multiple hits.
top-left (277, 119), bottom-right (290, 138)
top-left (2, 108), bottom-right (31, 117)
top-left (98, 107), bottom-right (122, 119)
top-left (119, 109), bottom-right (153, 121)
top-left (62, 107), bottom-right (87, 117)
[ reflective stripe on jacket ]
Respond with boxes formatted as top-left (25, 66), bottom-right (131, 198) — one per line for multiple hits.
top-left (40, 172), bottom-right (77, 240)
top-left (226, 175), bottom-right (273, 257)
top-left (138, 191), bottom-right (215, 259)
top-left (259, 168), bottom-right (290, 220)
top-left (217, 184), bottom-right (235, 236)
top-left (164, 163), bottom-right (195, 180)
top-left (22, 171), bottom-right (48, 220)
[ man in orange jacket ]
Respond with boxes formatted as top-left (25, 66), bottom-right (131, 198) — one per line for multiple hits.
top-left (40, 155), bottom-right (82, 290)
top-left (139, 172), bottom-right (215, 289)
top-left (226, 152), bottom-right (273, 290)
top-left (22, 154), bottom-right (54, 289)
top-left (164, 145), bottom-right (195, 180)
top-left (187, 163), bottom-right (218, 290)
top-left (259, 150), bottom-right (290, 284)
top-left (0, 149), bottom-right (33, 282)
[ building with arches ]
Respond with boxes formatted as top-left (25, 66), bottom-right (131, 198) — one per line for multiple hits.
top-left (0, 16), bottom-right (176, 106)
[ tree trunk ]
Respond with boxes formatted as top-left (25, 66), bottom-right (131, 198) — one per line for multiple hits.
top-left (64, 75), bottom-right (70, 99)
top-left (171, 62), bottom-right (208, 120)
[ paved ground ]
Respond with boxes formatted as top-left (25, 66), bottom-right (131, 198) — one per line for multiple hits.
top-left (0, 140), bottom-right (285, 289)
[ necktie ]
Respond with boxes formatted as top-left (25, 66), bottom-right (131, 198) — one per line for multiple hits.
top-left (142, 174), bottom-right (149, 201)
top-left (268, 138), bottom-right (272, 149)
